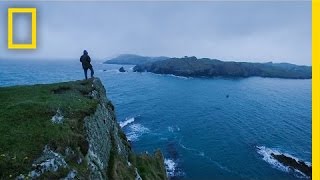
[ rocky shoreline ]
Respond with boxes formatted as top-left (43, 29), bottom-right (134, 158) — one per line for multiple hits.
top-left (133, 56), bottom-right (312, 79)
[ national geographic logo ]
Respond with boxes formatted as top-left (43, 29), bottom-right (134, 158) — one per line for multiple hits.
top-left (7, 8), bottom-right (37, 49)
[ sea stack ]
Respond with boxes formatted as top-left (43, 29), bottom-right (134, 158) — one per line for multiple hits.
top-left (119, 67), bottom-right (126, 72)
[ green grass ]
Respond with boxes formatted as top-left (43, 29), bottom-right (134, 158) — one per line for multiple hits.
top-left (107, 130), bottom-right (167, 180)
top-left (0, 79), bottom-right (98, 178)
top-left (107, 132), bottom-right (136, 180)
top-left (129, 151), bottom-right (167, 180)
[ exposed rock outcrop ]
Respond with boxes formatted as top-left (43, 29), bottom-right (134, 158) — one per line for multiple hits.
top-left (271, 153), bottom-right (312, 178)
top-left (119, 67), bottom-right (126, 72)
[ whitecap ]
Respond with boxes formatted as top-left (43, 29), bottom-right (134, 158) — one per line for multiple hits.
top-left (256, 146), bottom-right (290, 172)
top-left (167, 74), bottom-right (190, 79)
top-left (126, 123), bottom-right (150, 141)
top-left (164, 158), bottom-right (176, 177)
top-left (150, 73), bottom-right (190, 79)
top-left (120, 117), bottom-right (135, 128)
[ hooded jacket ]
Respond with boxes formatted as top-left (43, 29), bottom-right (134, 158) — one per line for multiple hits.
top-left (80, 50), bottom-right (92, 69)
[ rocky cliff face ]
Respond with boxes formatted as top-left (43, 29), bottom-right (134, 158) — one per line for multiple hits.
top-left (84, 78), bottom-right (128, 179)
top-left (0, 78), bottom-right (166, 180)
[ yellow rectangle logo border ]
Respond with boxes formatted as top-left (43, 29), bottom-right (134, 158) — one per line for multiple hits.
top-left (8, 8), bottom-right (37, 49)
top-left (312, 0), bottom-right (319, 179)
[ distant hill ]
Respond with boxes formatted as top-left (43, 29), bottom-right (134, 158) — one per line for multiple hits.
top-left (133, 56), bottom-right (311, 79)
top-left (104, 54), bottom-right (169, 65)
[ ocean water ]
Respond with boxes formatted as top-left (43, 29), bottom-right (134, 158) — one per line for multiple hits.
top-left (0, 60), bottom-right (311, 180)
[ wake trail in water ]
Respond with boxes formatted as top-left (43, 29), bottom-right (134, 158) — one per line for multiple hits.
top-left (178, 138), bottom-right (233, 173)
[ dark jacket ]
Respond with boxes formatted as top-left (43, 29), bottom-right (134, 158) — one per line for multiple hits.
top-left (80, 53), bottom-right (92, 69)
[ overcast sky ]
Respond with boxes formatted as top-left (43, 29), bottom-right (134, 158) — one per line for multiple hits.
top-left (0, 1), bottom-right (311, 65)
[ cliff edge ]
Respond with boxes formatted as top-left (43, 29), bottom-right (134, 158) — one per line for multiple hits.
top-left (0, 78), bottom-right (167, 180)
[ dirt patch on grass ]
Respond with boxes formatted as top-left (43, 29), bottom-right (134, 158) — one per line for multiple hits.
top-left (52, 86), bottom-right (72, 94)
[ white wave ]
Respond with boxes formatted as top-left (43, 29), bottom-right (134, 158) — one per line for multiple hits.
top-left (167, 74), bottom-right (190, 79)
top-left (164, 158), bottom-right (176, 177)
top-left (126, 123), bottom-right (149, 141)
top-left (120, 117), bottom-right (135, 128)
top-left (256, 146), bottom-right (311, 178)
top-left (256, 146), bottom-right (290, 172)
top-left (151, 72), bottom-right (190, 79)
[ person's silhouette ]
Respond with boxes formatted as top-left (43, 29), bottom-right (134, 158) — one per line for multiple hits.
top-left (80, 50), bottom-right (94, 79)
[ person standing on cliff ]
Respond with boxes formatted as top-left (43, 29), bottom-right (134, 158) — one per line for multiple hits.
top-left (80, 50), bottom-right (94, 79)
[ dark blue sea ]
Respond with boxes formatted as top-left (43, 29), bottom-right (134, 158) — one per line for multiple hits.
top-left (0, 60), bottom-right (311, 180)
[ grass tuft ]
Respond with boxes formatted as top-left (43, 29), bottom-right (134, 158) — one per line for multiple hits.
top-left (0, 79), bottom-right (98, 178)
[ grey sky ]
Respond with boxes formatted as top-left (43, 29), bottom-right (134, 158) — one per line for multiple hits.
top-left (0, 1), bottom-right (311, 65)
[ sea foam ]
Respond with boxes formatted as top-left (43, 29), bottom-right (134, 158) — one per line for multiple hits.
top-left (126, 123), bottom-right (150, 141)
top-left (164, 158), bottom-right (176, 177)
top-left (256, 146), bottom-right (311, 178)
top-left (120, 117), bottom-right (135, 128)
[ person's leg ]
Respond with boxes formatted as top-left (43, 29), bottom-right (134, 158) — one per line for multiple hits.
top-left (90, 67), bottom-right (94, 78)
top-left (84, 68), bottom-right (88, 79)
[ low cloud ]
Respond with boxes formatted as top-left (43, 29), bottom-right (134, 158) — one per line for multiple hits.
top-left (0, 1), bottom-right (311, 65)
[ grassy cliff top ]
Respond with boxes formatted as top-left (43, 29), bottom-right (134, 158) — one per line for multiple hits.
top-left (0, 79), bottom-right (98, 178)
